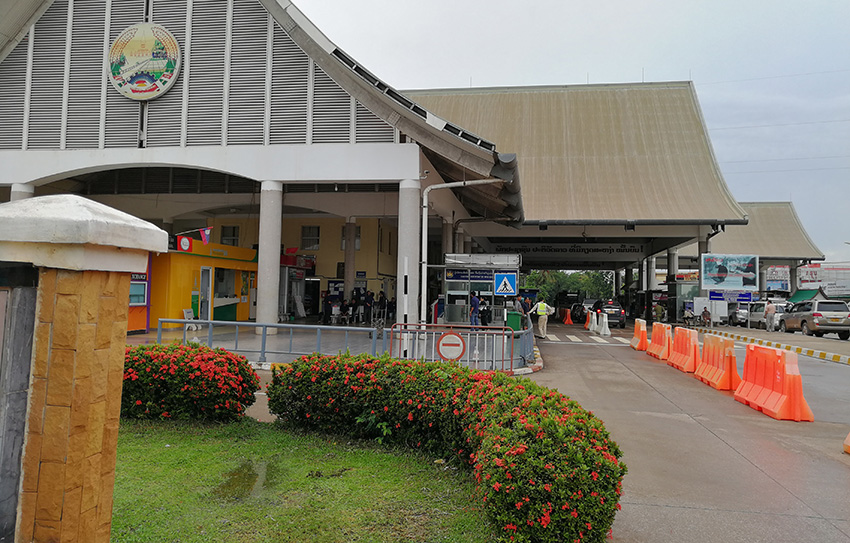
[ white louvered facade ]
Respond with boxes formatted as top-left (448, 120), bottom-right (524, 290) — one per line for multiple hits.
top-left (0, 0), bottom-right (396, 151)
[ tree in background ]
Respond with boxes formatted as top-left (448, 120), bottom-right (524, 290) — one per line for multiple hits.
top-left (523, 270), bottom-right (614, 301)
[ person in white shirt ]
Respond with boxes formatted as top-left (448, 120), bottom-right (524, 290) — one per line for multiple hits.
top-left (531, 296), bottom-right (555, 338)
top-left (765, 301), bottom-right (776, 332)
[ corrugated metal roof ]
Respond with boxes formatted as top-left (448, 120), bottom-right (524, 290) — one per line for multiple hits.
top-left (680, 202), bottom-right (823, 260)
top-left (405, 83), bottom-right (748, 224)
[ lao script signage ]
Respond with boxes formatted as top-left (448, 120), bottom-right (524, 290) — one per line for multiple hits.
top-left (491, 243), bottom-right (647, 262)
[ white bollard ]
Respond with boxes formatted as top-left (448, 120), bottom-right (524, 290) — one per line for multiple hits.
top-left (589, 312), bottom-right (598, 333)
top-left (598, 314), bottom-right (611, 336)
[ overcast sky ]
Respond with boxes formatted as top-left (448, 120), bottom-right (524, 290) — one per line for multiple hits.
top-left (297, 0), bottom-right (850, 263)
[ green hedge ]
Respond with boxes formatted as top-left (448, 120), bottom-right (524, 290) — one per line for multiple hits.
top-left (267, 353), bottom-right (626, 543)
top-left (122, 343), bottom-right (260, 422)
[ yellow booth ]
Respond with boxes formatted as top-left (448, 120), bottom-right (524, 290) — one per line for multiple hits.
top-left (149, 236), bottom-right (258, 329)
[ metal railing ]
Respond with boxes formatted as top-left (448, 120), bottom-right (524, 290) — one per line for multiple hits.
top-left (157, 319), bottom-right (391, 366)
top-left (156, 319), bottom-right (534, 371)
top-left (389, 323), bottom-right (534, 372)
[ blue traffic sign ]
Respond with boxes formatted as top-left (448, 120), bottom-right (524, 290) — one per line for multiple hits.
top-left (494, 272), bottom-right (518, 296)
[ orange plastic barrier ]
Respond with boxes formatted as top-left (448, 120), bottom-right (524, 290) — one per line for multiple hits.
top-left (629, 319), bottom-right (648, 351)
top-left (667, 327), bottom-right (700, 373)
top-left (733, 344), bottom-right (814, 422)
top-left (584, 312), bottom-right (591, 330)
top-left (694, 334), bottom-right (740, 391)
top-left (646, 323), bottom-right (672, 360)
top-left (844, 432), bottom-right (850, 454)
top-left (564, 310), bottom-right (573, 325)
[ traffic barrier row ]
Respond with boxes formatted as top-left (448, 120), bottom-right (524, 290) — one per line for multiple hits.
top-left (646, 323), bottom-right (672, 360)
top-left (694, 334), bottom-right (740, 391)
top-left (667, 327), bottom-right (700, 373)
top-left (637, 328), bottom-right (816, 424)
top-left (630, 319), bottom-right (648, 351)
top-left (734, 344), bottom-right (814, 422)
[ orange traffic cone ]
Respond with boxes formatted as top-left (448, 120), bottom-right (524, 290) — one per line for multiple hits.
top-left (564, 310), bottom-right (573, 325)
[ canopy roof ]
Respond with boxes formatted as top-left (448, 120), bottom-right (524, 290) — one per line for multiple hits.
top-left (405, 82), bottom-right (747, 226)
top-left (680, 202), bottom-right (823, 261)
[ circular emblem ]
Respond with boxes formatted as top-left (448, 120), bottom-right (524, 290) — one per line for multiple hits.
top-left (179, 237), bottom-right (191, 251)
top-left (108, 23), bottom-right (181, 101)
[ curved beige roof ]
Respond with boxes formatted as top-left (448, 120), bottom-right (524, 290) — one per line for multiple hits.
top-left (406, 82), bottom-right (748, 225)
top-left (682, 202), bottom-right (823, 260)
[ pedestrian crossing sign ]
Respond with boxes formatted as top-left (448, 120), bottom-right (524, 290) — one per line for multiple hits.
top-left (494, 272), bottom-right (517, 296)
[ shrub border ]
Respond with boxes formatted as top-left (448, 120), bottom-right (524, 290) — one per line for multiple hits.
top-left (267, 353), bottom-right (626, 543)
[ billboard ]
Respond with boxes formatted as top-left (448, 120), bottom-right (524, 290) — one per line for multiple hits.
top-left (700, 254), bottom-right (759, 292)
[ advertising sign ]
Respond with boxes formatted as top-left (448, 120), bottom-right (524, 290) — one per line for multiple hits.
top-left (700, 254), bottom-right (759, 292)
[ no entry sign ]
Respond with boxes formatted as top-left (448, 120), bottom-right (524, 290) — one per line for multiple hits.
top-left (436, 332), bottom-right (466, 361)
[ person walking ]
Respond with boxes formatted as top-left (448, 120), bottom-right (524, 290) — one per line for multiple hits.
top-left (513, 295), bottom-right (527, 329)
top-left (531, 296), bottom-right (554, 338)
top-left (469, 291), bottom-right (480, 328)
top-left (765, 300), bottom-right (776, 332)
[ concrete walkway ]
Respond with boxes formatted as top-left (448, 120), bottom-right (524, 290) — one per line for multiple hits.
top-left (530, 322), bottom-right (850, 543)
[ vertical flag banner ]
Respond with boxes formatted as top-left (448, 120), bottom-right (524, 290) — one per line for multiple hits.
top-left (199, 227), bottom-right (212, 245)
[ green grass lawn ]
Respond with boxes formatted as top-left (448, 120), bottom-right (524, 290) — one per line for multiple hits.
top-left (112, 419), bottom-right (495, 543)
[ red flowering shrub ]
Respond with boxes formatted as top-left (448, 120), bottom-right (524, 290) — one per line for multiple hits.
top-left (267, 353), bottom-right (627, 543)
top-left (122, 343), bottom-right (260, 422)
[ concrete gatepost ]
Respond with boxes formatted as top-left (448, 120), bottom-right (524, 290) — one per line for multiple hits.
top-left (0, 195), bottom-right (167, 543)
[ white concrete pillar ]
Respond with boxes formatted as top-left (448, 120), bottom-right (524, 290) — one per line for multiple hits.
top-left (442, 221), bottom-right (453, 256)
top-left (790, 263), bottom-right (799, 294)
top-left (614, 269), bottom-right (622, 299)
top-left (638, 259), bottom-right (646, 292)
top-left (463, 234), bottom-right (472, 253)
top-left (648, 256), bottom-right (658, 290)
top-left (10, 183), bottom-right (34, 202)
top-left (256, 181), bottom-right (283, 332)
top-left (343, 219), bottom-right (357, 301)
top-left (397, 179), bottom-right (420, 325)
top-left (454, 229), bottom-right (464, 256)
top-left (698, 236), bottom-right (710, 297)
top-left (667, 248), bottom-right (679, 322)
top-left (161, 218), bottom-right (174, 235)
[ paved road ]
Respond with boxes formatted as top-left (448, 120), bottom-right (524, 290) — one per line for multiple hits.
top-left (531, 322), bottom-right (850, 543)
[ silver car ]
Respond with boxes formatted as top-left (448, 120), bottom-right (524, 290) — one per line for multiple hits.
top-left (779, 300), bottom-right (850, 339)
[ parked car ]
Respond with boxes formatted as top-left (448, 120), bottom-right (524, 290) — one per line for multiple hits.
top-left (593, 299), bottom-right (626, 328)
top-left (747, 302), bottom-right (785, 329)
top-left (778, 300), bottom-right (850, 339)
top-left (728, 302), bottom-right (748, 326)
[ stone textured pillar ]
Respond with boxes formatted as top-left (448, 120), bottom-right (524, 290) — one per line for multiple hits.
top-left (256, 181), bottom-right (283, 331)
top-left (18, 268), bottom-right (131, 543)
top-left (0, 194), bottom-right (167, 543)
top-left (397, 179), bottom-right (420, 324)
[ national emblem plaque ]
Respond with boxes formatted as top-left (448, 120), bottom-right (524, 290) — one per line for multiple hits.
top-left (108, 23), bottom-right (181, 101)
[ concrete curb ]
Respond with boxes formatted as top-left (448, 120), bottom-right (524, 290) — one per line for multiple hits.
top-left (692, 326), bottom-right (850, 365)
top-left (506, 341), bottom-right (544, 376)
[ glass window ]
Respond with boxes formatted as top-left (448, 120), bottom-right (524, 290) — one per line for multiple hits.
top-left (129, 282), bottom-right (147, 306)
top-left (220, 225), bottom-right (239, 246)
top-left (340, 225), bottom-right (361, 251)
top-left (215, 268), bottom-right (237, 298)
top-left (301, 226), bottom-right (320, 250)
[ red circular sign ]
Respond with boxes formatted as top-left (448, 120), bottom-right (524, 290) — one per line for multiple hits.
top-left (437, 332), bottom-right (466, 361)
